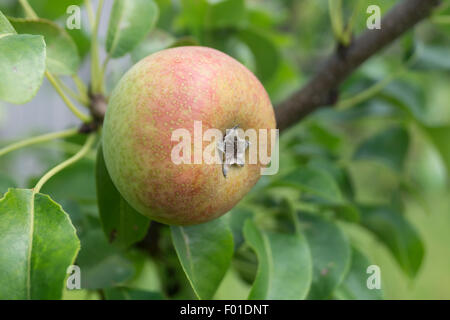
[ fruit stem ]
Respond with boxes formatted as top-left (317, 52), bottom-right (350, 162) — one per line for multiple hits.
top-left (88, 0), bottom-right (105, 95)
top-left (99, 55), bottom-right (111, 93)
top-left (328, 0), bottom-right (346, 45)
top-left (53, 75), bottom-right (89, 107)
top-left (46, 71), bottom-right (92, 122)
top-left (0, 128), bottom-right (79, 158)
top-left (18, 0), bottom-right (37, 19)
top-left (72, 74), bottom-right (90, 106)
top-left (34, 133), bottom-right (97, 193)
top-left (342, 0), bottom-right (363, 45)
top-left (19, 0), bottom-right (91, 122)
top-left (84, 0), bottom-right (96, 28)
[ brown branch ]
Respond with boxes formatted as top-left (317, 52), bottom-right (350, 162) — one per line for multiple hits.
top-left (78, 92), bottom-right (107, 134)
top-left (275, 0), bottom-right (441, 132)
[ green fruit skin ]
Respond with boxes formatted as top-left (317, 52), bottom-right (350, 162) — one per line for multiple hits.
top-left (102, 46), bottom-right (276, 225)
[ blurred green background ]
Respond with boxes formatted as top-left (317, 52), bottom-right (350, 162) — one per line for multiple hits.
top-left (0, 0), bottom-right (449, 299)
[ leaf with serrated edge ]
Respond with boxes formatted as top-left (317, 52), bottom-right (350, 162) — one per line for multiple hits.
top-left (0, 188), bottom-right (80, 299)
top-left (76, 229), bottom-right (134, 289)
top-left (0, 10), bottom-right (15, 35)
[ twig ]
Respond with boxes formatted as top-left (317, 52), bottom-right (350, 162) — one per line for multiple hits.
top-left (46, 72), bottom-right (91, 122)
top-left (34, 134), bottom-right (97, 193)
top-left (89, 0), bottom-right (105, 94)
top-left (18, 0), bottom-right (91, 123)
top-left (275, 0), bottom-right (441, 132)
top-left (0, 128), bottom-right (78, 158)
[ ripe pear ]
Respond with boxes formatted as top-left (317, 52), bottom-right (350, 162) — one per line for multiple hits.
top-left (102, 46), bottom-right (276, 225)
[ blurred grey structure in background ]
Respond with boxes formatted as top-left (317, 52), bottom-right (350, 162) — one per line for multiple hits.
top-left (0, 0), bottom-right (125, 139)
top-left (0, 1), bottom-right (133, 182)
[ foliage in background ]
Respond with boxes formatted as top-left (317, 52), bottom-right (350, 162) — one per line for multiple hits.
top-left (0, 0), bottom-right (449, 300)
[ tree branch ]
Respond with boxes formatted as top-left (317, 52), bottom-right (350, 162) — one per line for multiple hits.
top-left (275, 0), bottom-right (441, 132)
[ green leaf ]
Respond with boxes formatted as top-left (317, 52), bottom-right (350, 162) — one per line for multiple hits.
top-left (67, 27), bottom-right (90, 60)
top-left (307, 121), bottom-right (343, 154)
top-left (28, 0), bottom-right (83, 20)
top-left (334, 247), bottom-right (383, 300)
top-left (227, 207), bottom-right (253, 249)
top-left (9, 17), bottom-right (80, 75)
top-left (412, 42), bottom-right (450, 71)
top-left (401, 31), bottom-right (415, 62)
top-left (307, 158), bottom-right (355, 200)
top-left (381, 81), bottom-right (426, 122)
top-left (76, 229), bottom-right (135, 289)
top-left (243, 219), bottom-right (312, 299)
top-left (247, 7), bottom-right (275, 29)
top-left (354, 126), bottom-right (410, 171)
top-left (171, 217), bottom-right (234, 299)
top-left (106, 0), bottom-right (159, 58)
top-left (237, 28), bottom-right (280, 82)
top-left (0, 34), bottom-right (46, 104)
top-left (36, 159), bottom-right (96, 204)
top-left (424, 125), bottom-right (450, 176)
top-left (104, 287), bottom-right (164, 300)
top-left (0, 174), bottom-right (16, 195)
top-left (130, 29), bottom-right (175, 63)
top-left (125, 250), bottom-right (162, 292)
top-left (299, 213), bottom-right (351, 299)
top-left (271, 167), bottom-right (343, 204)
top-left (0, 189), bottom-right (80, 299)
top-left (168, 36), bottom-right (199, 48)
top-left (208, 0), bottom-right (247, 29)
top-left (0, 10), bottom-right (15, 34)
top-left (130, 31), bottom-right (200, 64)
top-left (56, 199), bottom-right (94, 239)
top-left (360, 205), bottom-right (424, 278)
top-left (333, 204), bottom-right (360, 223)
top-left (179, 0), bottom-right (209, 43)
top-left (264, 58), bottom-right (301, 104)
top-left (96, 144), bottom-right (150, 248)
